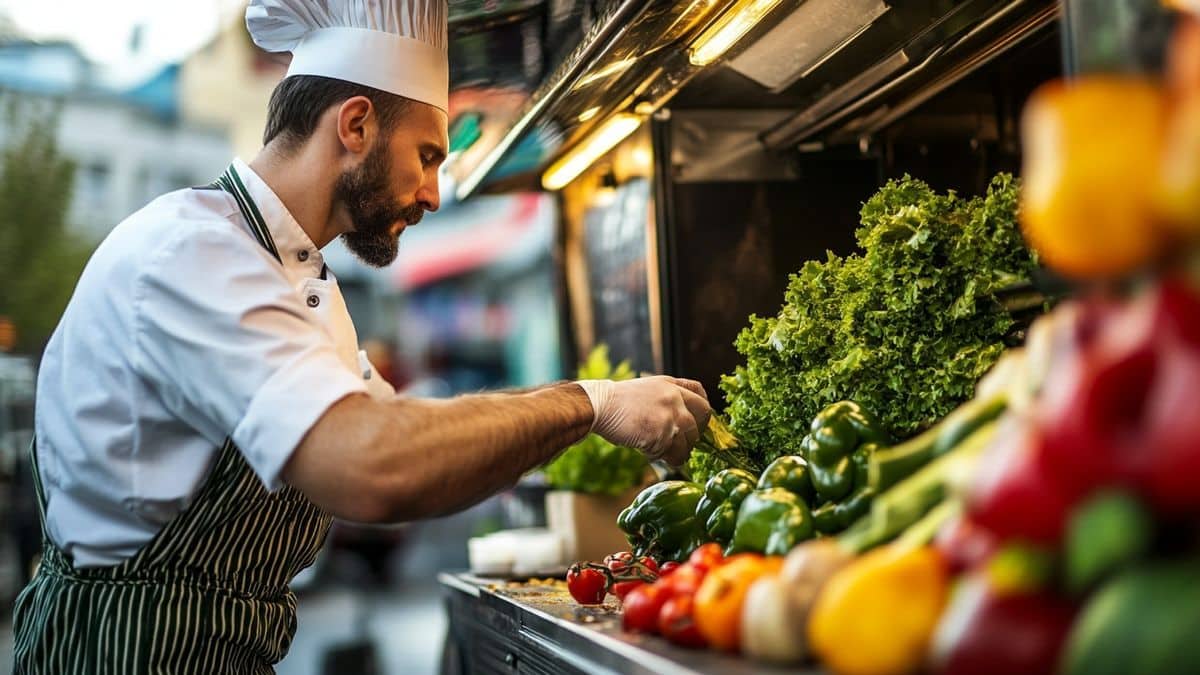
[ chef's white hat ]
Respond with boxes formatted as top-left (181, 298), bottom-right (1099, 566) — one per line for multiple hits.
top-left (246, 0), bottom-right (449, 113)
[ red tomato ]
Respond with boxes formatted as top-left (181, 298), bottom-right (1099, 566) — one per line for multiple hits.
top-left (658, 561), bottom-right (681, 577)
top-left (687, 543), bottom-right (725, 575)
top-left (566, 564), bottom-right (607, 605)
top-left (603, 551), bottom-right (634, 575)
top-left (607, 551), bottom-right (659, 600)
top-left (623, 583), bottom-right (671, 633)
top-left (662, 563), bottom-right (705, 595)
top-left (611, 579), bottom-right (644, 601)
top-left (658, 595), bottom-right (708, 648)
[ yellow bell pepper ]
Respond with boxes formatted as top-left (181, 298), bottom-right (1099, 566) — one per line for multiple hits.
top-left (808, 545), bottom-right (949, 675)
top-left (1020, 76), bottom-right (1170, 279)
top-left (1157, 16), bottom-right (1200, 235)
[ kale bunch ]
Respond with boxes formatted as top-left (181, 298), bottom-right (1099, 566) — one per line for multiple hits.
top-left (715, 174), bottom-right (1037, 467)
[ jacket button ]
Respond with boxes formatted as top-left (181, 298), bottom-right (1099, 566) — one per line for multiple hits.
top-left (306, 295), bottom-right (320, 308)
top-left (297, 249), bottom-right (310, 262)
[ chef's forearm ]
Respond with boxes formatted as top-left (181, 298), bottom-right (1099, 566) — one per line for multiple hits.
top-left (284, 383), bottom-right (594, 522)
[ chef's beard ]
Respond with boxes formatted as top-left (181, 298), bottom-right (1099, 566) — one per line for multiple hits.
top-left (336, 140), bottom-right (424, 268)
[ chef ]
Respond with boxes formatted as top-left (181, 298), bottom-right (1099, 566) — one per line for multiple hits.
top-left (10, 1), bottom-right (711, 672)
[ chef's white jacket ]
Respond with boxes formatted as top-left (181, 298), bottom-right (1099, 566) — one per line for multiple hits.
top-left (34, 158), bottom-right (394, 567)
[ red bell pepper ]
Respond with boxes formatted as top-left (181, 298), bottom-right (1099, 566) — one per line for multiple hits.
top-left (967, 418), bottom-right (1080, 545)
top-left (1130, 278), bottom-right (1200, 512)
top-left (1031, 280), bottom-right (1200, 516)
top-left (931, 574), bottom-right (1077, 675)
top-left (934, 515), bottom-right (998, 575)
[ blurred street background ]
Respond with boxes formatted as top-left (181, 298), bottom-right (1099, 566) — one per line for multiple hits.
top-left (0, 1), bottom-right (571, 672)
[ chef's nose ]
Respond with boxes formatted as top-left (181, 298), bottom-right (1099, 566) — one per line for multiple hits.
top-left (417, 174), bottom-right (440, 213)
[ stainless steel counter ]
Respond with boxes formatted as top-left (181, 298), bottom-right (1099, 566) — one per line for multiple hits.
top-left (438, 572), bottom-right (812, 675)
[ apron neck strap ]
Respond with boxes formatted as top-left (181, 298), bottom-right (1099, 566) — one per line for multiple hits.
top-left (211, 164), bottom-right (282, 264)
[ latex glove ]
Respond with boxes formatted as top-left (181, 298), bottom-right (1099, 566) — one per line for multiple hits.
top-left (576, 376), bottom-right (712, 467)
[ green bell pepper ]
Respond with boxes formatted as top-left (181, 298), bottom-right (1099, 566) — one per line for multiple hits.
top-left (728, 488), bottom-right (815, 556)
top-left (617, 480), bottom-right (708, 562)
top-left (695, 469), bottom-right (758, 544)
top-left (811, 443), bottom-right (873, 533)
top-left (801, 401), bottom-right (889, 534)
top-left (757, 455), bottom-right (816, 502)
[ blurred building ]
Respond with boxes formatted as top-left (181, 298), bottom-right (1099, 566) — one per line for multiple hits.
top-left (0, 39), bottom-right (231, 239)
top-left (179, 16), bottom-right (286, 160)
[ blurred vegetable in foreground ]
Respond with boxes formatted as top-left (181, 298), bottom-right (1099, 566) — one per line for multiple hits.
top-left (809, 544), bottom-right (948, 675)
top-left (1020, 77), bottom-right (1170, 279)
top-left (1062, 560), bottom-right (1200, 675)
top-left (1020, 16), bottom-right (1200, 280)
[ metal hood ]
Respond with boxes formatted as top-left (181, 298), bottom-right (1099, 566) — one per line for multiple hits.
top-left (451, 0), bottom-right (1060, 199)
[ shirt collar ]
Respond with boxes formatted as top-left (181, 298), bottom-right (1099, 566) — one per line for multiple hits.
top-left (231, 157), bottom-right (325, 279)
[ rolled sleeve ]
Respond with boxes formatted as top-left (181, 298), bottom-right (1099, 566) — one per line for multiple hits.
top-left (233, 351), bottom-right (366, 489)
top-left (133, 223), bottom-right (367, 490)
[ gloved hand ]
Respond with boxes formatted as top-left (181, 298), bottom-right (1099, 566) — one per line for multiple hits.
top-left (576, 376), bottom-right (712, 466)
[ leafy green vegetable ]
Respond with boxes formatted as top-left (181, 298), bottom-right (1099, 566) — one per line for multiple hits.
top-left (686, 414), bottom-right (762, 484)
top-left (542, 345), bottom-right (649, 495)
top-left (719, 174), bottom-right (1038, 466)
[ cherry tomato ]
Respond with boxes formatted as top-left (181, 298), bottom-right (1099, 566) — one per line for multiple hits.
top-left (662, 563), bottom-right (705, 595)
top-left (566, 564), bottom-right (608, 605)
top-left (659, 595), bottom-right (708, 649)
top-left (606, 551), bottom-right (659, 600)
top-left (623, 583), bottom-right (671, 633)
top-left (687, 543), bottom-right (725, 575)
top-left (612, 579), bottom-right (645, 601)
top-left (603, 551), bottom-right (634, 575)
top-left (659, 561), bottom-right (681, 577)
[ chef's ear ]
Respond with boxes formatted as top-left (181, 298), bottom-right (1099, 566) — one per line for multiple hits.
top-left (335, 95), bottom-right (376, 156)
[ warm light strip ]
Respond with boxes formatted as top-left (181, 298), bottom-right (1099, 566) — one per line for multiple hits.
top-left (689, 0), bottom-right (784, 66)
top-left (541, 114), bottom-right (643, 191)
top-left (573, 58), bottom-right (637, 90)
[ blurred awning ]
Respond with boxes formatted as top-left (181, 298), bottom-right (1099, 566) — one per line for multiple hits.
top-left (391, 192), bottom-right (553, 290)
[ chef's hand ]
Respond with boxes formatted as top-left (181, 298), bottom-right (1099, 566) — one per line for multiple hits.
top-left (576, 376), bottom-right (712, 467)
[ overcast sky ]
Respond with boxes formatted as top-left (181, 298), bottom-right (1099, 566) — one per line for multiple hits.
top-left (0, 0), bottom-right (246, 81)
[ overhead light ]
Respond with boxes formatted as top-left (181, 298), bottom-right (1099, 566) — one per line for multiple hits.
top-left (542, 114), bottom-right (642, 191)
top-left (689, 0), bottom-right (784, 66)
top-left (631, 145), bottom-right (653, 173)
top-left (577, 106), bottom-right (601, 122)
top-left (728, 0), bottom-right (890, 91)
top-left (573, 58), bottom-right (636, 91)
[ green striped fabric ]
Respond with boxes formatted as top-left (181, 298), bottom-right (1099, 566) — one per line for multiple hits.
top-left (12, 164), bottom-right (333, 673)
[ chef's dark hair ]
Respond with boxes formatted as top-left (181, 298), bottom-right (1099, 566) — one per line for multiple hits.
top-left (262, 74), bottom-right (412, 150)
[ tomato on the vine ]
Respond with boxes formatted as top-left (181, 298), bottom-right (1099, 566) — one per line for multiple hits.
top-left (603, 551), bottom-right (634, 574)
top-left (566, 563), bottom-right (608, 605)
top-left (612, 579), bottom-right (645, 601)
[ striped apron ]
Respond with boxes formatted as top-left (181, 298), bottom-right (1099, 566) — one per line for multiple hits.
top-left (12, 165), bottom-right (334, 674)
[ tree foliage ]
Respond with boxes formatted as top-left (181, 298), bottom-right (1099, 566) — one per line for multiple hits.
top-left (0, 98), bottom-right (90, 354)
